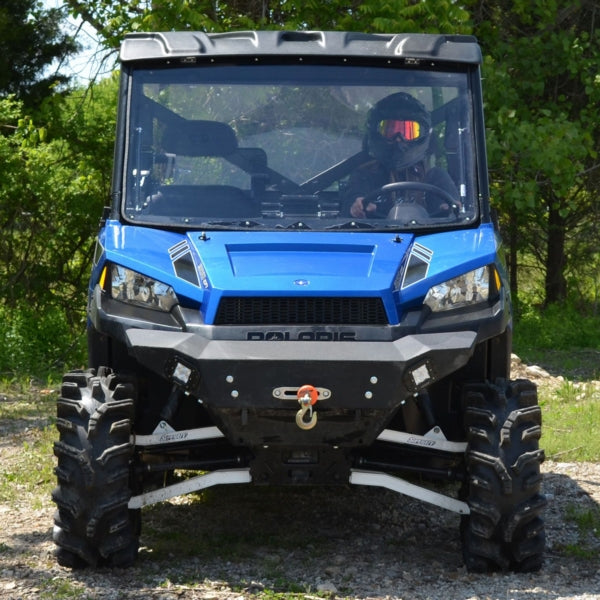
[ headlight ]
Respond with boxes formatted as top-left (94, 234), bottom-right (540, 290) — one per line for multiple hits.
top-left (109, 265), bottom-right (178, 312)
top-left (424, 266), bottom-right (491, 313)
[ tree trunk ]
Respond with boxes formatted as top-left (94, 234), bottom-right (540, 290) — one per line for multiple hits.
top-left (544, 202), bottom-right (567, 305)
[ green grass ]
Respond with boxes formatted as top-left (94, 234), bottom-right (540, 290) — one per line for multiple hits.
top-left (38, 579), bottom-right (85, 600)
top-left (562, 504), bottom-right (600, 559)
top-left (513, 301), bottom-right (600, 462)
top-left (566, 503), bottom-right (600, 530)
top-left (538, 379), bottom-right (600, 461)
top-left (0, 379), bottom-right (57, 507)
top-left (0, 424), bottom-right (56, 507)
top-left (0, 380), bottom-right (57, 421)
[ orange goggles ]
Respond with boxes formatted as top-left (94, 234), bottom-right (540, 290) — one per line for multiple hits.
top-left (377, 119), bottom-right (424, 142)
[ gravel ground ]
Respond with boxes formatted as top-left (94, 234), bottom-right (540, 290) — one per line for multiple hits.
top-left (1, 361), bottom-right (599, 599)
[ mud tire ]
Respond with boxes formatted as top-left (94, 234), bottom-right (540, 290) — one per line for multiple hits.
top-left (52, 368), bottom-right (139, 568)
top-left (461, 378), bottom-right (546, 572)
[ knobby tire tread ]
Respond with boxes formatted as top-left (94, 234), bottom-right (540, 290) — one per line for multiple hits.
top-left (461, 378), bottom-right (546, 573)
top-left (52, 368), bottom-right (139, 568)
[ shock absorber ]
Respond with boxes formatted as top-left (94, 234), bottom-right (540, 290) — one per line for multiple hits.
top-left (160, 384), bottom-right (186, 423)
top-left (414, 389), bottom-right (436, 430)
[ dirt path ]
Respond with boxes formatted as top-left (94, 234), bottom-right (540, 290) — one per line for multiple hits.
top-left (0, 460), bottom-right (599, 599)
top-left (0, 361), bottom-right (599, 599)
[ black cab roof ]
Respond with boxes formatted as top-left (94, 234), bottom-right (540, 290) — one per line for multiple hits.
top-left (120, 31), bottom-right (481, 65)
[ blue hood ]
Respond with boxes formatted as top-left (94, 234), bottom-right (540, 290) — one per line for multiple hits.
top-left (99, 222), bottom-right (500, 325)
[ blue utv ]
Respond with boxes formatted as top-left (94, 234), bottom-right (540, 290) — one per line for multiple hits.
top-left (52, 31), bottom-right (545, 573)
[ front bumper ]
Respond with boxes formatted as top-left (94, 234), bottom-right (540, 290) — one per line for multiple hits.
top-left (125, 327), bottom-right (477, 447)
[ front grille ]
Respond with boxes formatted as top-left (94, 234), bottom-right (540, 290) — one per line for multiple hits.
top-left (214, 297), bottom-right (388, 325)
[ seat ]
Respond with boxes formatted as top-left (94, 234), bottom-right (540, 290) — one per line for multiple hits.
top-left (161, 119), bottom-right (238, 157)
top-left (149, 185), bottom-right (257, 218)
top-left (149, 120), bottom-right (258, 218)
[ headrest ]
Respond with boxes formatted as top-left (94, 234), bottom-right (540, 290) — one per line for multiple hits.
top-left (162, 120), bottom-right (238, 156)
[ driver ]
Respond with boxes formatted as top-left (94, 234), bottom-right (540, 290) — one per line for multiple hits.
top-left (345, 92), bottom-right (459, 219)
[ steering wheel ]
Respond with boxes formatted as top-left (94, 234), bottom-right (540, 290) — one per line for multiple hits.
top-left (360, 181), bottom-right (458, 218)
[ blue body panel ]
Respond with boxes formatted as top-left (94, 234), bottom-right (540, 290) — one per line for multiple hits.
top-left (94, 220), bottom-right (501, 325)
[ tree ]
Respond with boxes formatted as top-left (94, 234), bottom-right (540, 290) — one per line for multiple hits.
top-left (0, 76), bottom-right (118, 314)
top-left (0, 77), bottom-right (119, 376)
top-left (0, 0), bottom-right (79, 106)
top-left (64, 0), bottom-right (471, 45)
top-left (60, 0), bottom-right (600, 310)
top-left (468, 0), bottom-right (600, 306)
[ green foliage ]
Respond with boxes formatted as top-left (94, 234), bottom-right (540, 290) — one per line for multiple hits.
top-left (0, 0), bottom-right (79, 107)
top-left (566, 504), bottom-right (600, 533)
top-left (513, 298), bottom-right (600, 463)
top-left (1, 1), bottom-right (595, 377)
top-left (1, 90), bottom-right (106, 311)
top-left (472, 0), bottom-right (600, 305)
top-left (514, 301), bottom-right (600, 352)
top-left (356, 0), bottom-right (471, 34)
top-left (512, 294), bottom-right (600, 463)
top-left (64, 0), bottom-right (472, 43)
top-left (0, 79), bottom-right (118, 379)
top-left (0, 304), bottom-right (86, 379)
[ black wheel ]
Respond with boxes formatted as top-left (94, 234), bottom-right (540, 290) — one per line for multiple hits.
top-left (461, 378), bottom-right (546, 572)
top-left (52, 368), bottom-right (140, 568)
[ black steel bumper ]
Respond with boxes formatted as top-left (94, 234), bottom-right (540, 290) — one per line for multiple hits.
top-left (88, 285), bottom-right (490, 448)
top-left (125, 327), bottom-right (477, 447)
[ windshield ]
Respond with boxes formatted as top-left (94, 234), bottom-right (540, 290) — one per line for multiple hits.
top-left (123, 64), bottom-right (478, 231)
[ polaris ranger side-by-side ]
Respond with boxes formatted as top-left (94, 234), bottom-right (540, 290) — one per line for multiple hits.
top-left (52, 31), bottom-right (545, 572)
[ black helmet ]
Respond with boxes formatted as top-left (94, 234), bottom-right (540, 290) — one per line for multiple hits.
top-left (366, 92), bottom-right (431, 171)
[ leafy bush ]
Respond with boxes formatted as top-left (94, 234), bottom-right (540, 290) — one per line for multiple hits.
top-left (0, 305), bottom-right (85, 380)
top-left (514, 301), bottom-right (600, 352)
top-left (0, 79), bottom-right (117, 381)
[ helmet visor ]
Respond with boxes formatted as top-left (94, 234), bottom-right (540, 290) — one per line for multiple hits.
top-left (377, 119), bottom-right (424, 142)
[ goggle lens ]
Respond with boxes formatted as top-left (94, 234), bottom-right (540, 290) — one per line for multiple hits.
top-left (378, 119), bottom-right (423, 141)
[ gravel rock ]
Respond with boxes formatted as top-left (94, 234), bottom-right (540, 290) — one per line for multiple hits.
top-left (1, 364), bottom-right (599, 599)
top-left (1, 460), bottom-right (599, 599)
